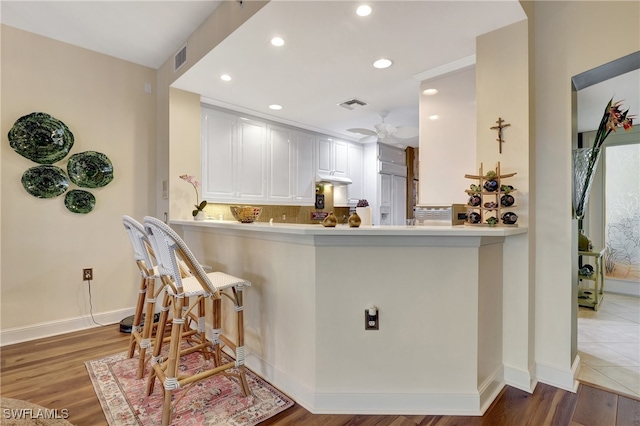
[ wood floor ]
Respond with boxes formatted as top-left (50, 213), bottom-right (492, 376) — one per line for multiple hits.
top-left (1, 325), bottom-right (639, 426)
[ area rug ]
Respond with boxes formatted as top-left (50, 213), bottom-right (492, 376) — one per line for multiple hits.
top-left (0, 397), bottom-right (74, 426)
top-left (85, 350), bottom-right (293, 426)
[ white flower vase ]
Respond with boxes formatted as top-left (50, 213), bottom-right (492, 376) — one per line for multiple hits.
top-left (194, 211), bottom-right (205, 221)
top-left (356, 207), bottom-right (372, 227)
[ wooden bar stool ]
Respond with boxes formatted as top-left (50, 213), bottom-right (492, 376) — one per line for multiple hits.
top-left (143, 216), bottom-right (252, 426)
top-left (122, 215), bottom-right (170, 379)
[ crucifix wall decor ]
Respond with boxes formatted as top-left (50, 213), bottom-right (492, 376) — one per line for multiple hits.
top-left (490, 117), bottom-right (511, 154)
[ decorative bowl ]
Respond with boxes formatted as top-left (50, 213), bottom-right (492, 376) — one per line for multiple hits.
top-left (230, 206), bottom-right (263, 223)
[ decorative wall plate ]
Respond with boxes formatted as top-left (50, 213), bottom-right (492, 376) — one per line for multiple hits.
top-left (8, 112), bottom-right (74, 164)
top-left (21, 165), bottom-right (69, 198)
top-left (67, 151), bottom-right (114, 188)
top-left (64, 189), bottom-right (96, 214)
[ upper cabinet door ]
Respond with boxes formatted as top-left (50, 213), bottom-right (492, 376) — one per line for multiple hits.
top-left (237, 117), bottom-right (267, 200)
top-left (268, 125), bottom-right (293, 202)
top-left (347, 142), bottom-right (364, 203)
top-left (316, 136), bottom-right (332, 174)
top-left (294, 131), bottom-right (315, 203)
top-left (333, 140), bottom-right (349, 177)
top-left (379, 143), bottom-right (406, 165)
top-left (201, 108), bottom-right (236, 200)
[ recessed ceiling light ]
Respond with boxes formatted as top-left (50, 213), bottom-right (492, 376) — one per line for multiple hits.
top-left (356, 5), bottom-right (372, 16)
top-left (269, 104), bottom-right (283, 110)
top-left (271, 37), bottom-right (285, 47)
top-left (423, 88), bottom-right (438, 96)
top-left (373, 58), bottom-right (393, 69)
top-left (429, 115), bottom-right (439, 120)
top-left (220, 74), bottom-right (232, 81)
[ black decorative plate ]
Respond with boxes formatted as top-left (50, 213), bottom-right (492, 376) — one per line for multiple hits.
top-left (8, 112), bottom-right (74, 164)
top-left (21, 165), bottom-right (69, 198)
top-left (65, 189), bottom-right (96, 214)
top-left (67, 151), bottom-right (114, 188)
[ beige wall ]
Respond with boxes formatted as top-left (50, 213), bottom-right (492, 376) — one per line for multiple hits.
top-left (0, 25), bottom-right (157, 337)
top-left (476, 19), bottom-right (534, 391)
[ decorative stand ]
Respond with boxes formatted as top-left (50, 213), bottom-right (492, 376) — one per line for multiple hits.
top-left (578, 249), bottom-right (604, 310)
top-left (464, 162), bottom-right (518, 227)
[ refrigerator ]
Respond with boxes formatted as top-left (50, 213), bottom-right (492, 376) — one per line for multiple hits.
top-left (363, 143), bottom-right (407, 226)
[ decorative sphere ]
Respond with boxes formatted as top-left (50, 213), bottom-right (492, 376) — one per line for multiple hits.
top-left (501, 194), bottom-right (515, 207)
top-left (483, 180), bottom-right (499, 192)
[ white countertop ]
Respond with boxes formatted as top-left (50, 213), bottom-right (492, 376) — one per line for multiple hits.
top-left (172, 219), bottom-right (527, 237)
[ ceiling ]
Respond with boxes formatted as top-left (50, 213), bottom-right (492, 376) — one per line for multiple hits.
top-left (2, 1), bottom-right (634, 144)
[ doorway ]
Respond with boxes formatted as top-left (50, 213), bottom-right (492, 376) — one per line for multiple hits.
top-left (572, 53), bottom-right (640, 397)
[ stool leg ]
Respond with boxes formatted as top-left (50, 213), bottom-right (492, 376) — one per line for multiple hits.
top-left (161, 295), bottom-right (185, 426)
top-left (128, 275), bottom-right (147, 358)
top-left (234, 286), bottom-right (251, 397)
top-left (137, 277), bottom-right (156, 379)
top-left (147, 290), bottom-right (171, 396)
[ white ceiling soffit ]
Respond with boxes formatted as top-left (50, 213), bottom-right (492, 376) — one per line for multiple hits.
top-left (172, 1), bottom-right (526, 142)
top-left (577, 69), bottom-right (640, 134)
top-left (0, 1), bottom-right (224, 69)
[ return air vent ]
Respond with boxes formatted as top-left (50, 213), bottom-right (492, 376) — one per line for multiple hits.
top-left (174, 43), bottom-right (187, 72)
top-left (338, 98), bottom-right (369, 110)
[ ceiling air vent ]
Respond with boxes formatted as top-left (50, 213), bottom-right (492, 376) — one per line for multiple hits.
top-left (338, 98), bottom-right (368, 110)
top-left (174, 43), bottom-right (187, 73)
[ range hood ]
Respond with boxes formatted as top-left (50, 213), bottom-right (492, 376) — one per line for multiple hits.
top-left (315, 173), bottom-right (352, 185)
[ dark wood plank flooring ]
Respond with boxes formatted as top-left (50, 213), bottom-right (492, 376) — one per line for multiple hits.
top-left (1, 325), bottom-right (639, 425)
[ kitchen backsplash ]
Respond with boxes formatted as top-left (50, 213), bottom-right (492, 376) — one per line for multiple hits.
top-left (202, 185), bottom-right (351, 224)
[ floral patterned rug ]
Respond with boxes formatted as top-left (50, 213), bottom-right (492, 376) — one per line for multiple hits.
top-left (85, 350), bottom-right (293, 426)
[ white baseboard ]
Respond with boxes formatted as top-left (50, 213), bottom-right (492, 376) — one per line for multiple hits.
top-left (605, 281), bottom-right (640, 297)
top-left (0, 308), bottom-right (135, 346)
top-left (504, 363), bottom-right (537, 393)
top-left (245, 352), bottom-right (504, 415)
top-left (536, 355), bottom-right (580, 393)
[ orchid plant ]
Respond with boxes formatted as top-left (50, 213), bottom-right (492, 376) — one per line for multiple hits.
top-left (180, 174), bottom-right (207, 217)
top-left (574, 98), bottom-right (635, 219)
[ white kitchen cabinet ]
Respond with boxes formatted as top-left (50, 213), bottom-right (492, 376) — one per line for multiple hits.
top-left (201, 107), bottom-right (267, 203)
top-left (293, 131), bottom-right (315, 204)
top-left (347, 142), bottom-right (364, 203)
top-left (316, 136), bottom-right (349, 178)
top-left (201, 108), bottom-right (237, 200)
top-left (201, 105), bottom-right (313, 206)
top-left (268, 125), bottom-right (293, 202)
top-left (266, 126), bottom-right (315, 205)
top-left (237, 118), bottom-right (267, 201)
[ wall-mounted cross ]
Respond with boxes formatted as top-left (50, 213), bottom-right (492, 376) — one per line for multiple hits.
top-left (490, 117), bottom-right (511, 154)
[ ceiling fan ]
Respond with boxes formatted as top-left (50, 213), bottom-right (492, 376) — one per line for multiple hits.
top-left (347, 111), bottom-right (419, 143)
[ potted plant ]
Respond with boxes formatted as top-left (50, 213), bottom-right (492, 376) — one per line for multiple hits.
top-left (180, 174), bottom-right (207, 220)
top-left (356, 199), bottom-right (372, 226)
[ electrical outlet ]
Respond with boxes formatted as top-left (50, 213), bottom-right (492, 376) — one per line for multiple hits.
top-left (83, 268), bottom-right (93, 281)
top-left (365, 307), bottom-right (379, 330)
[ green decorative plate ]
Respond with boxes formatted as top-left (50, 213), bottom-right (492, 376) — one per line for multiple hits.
top-left (8, 112), bottom-right (74, 164)
top-left (67, 151), bottom-right (114, 188)
top-left (64, 189), bottom-right (96, 214)
top-left (21, 165), bottom-right (69, 198)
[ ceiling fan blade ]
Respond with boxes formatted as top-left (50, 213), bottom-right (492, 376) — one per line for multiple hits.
top-left (359, 135), bottom-right (378, 143)
top-left (392, 126), bottom-right (419, 139)
top-left (347, 128), bottom-right (377, 136)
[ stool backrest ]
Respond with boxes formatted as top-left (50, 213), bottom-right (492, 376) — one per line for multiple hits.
top-left (122, 215), bottom-right (155, 278)
top-left (143, 216), bottom-right (217, 295)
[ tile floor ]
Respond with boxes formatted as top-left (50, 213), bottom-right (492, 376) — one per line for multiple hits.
top-left (578, 292), bottom-right (640, 398)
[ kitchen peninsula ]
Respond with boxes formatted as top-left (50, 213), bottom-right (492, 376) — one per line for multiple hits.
top-left (173, 220), bottom-right (527, 415)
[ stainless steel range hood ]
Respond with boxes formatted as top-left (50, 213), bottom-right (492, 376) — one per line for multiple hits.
top-left (315, 173), bottom-right (352, 185)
